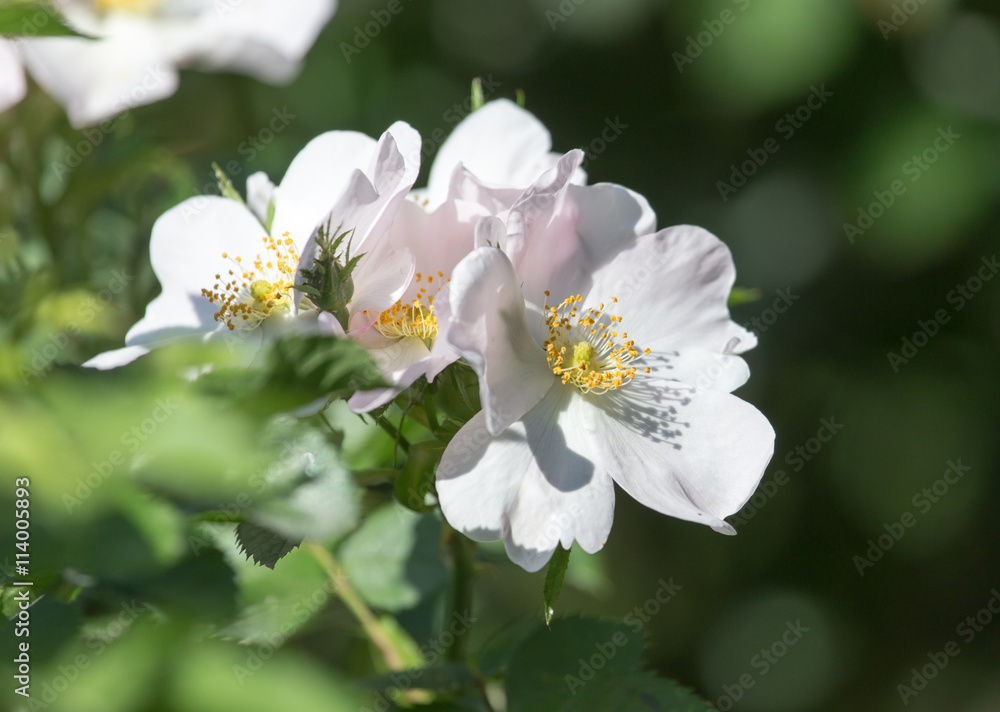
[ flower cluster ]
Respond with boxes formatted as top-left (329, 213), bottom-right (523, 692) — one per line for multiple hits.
top-left (87, 99), bottom-right (775, 571)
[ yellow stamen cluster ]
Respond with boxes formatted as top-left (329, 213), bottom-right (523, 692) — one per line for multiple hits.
top-left (200, 233), bottom-right (299, 331)
top-left (369, 271), bottom-right (448, 345)
top-left (543, 291), bottom-right (651, 394)
top-left (92, 0), bottom-right (160, 13)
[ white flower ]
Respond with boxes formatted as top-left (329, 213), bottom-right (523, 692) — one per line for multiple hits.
top-left (346, 99), bottom-right (587, 412)
top-left (435, 151), bottom-right (775, 571)
top-left (84, 121), bottom-right (420, 369)
top-left (0, 39), bottom-right (27, 114)
top-left (16, 0), bottom-right (336, 127)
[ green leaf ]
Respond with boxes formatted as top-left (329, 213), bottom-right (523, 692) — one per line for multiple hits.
top-left (338, 504), bottom-right (448, 611)
top-left (544, 545), bottom-right (571, 625)
top-left (258, 334), bottom-right (388, 409)
top-left (246, 426), bottom-right (361, 544)
top-left (235, 521), bottom-right (301, 569)
top-left (505, 617), bottom-right (645, 712)
top-left (563, 672), bottom-right (711, 712)
top-left (0, 2), bottom-right (93, 38)
top-left (471, 77), bottom-right (485, 112)
top-left (728, 286), bottom-right (762, 307)
top-left (474, 618), bottom-right (543, 678)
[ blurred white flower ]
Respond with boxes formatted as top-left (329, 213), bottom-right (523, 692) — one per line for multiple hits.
top-left (14, 0), bottom-right (336, 127)
top-left (0, 39), bottom-right (27, 114)
top-left (84, 120), bottom-right (419, 369)
top-left (436, 152), bottom-right (775, 571)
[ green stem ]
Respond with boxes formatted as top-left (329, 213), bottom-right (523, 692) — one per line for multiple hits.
top-left (375, 414), bottom-right (410, 462)
top-left (446, 525), bottom-right (475, 661)
top-left (306, 541), bottom-right (411, 671)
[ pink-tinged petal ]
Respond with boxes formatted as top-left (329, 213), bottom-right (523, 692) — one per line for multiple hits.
top-left (589, 375), bottom-right (775, 533)
top-left (347, 228), bottom-right (414, 325)
top-left (123, 197), bottom-right (266, 347)
top-left (426, 98), bottom-right (556, 208)
top-left (585, 225), bottom-right (755, 355)
top-left (437, 388), bottom-right (615, 572)
top-left (83, 345), bottom-right (150, 370)
top-left (446, 247), bottom-right (554, 435)
top-left (503, 150), bottom-right (585, 305)
top-left (0, 40), bottom-right (26, 114)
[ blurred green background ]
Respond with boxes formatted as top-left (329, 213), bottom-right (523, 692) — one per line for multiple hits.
top-left (2, 0), bottom-right (1000, 710)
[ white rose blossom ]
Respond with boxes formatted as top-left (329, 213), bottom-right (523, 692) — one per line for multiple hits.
top-left (85, 120), bottom-right (421, 369)
top-left (435, 150), bottom-right (775, 571)
top-left (13, 0), bottom-right (335, 127)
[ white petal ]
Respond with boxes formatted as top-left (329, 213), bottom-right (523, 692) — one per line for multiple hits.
top-left (123, 197), bottom-right (266, 347)
top-left (585, 225), bottom-right (756, 355)
top-left (83, 345), bottom-right (151, 370)
top-left (270, 130), bottom-right (378, 244)
top-left (425, 99), bottom-right (556, 208)
top-left (654, 349), bottom-right (751, 394)
top-left (589, 376), bottom-right (775, 533)
top-left (446, 247), bottom-right (554, 435)
top-left (474, 216), bottom-right (508, 252)
top-left (437, 389), bottom-right (615, 572)
top-left (0, 39), bottom-right (26, 114)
